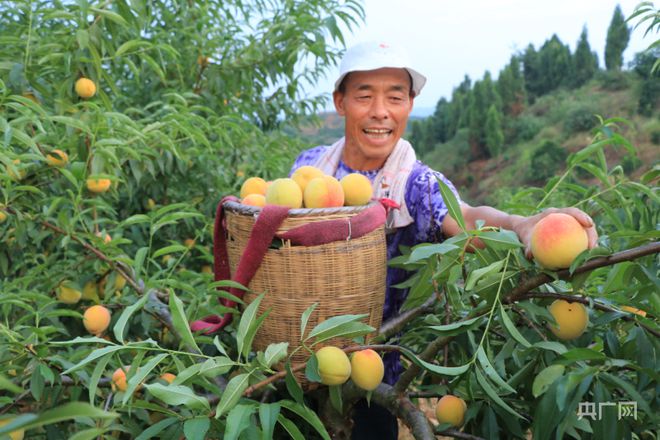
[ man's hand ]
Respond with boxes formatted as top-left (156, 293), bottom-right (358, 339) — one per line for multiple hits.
top-left (511, 207), bottom-right (598, 259)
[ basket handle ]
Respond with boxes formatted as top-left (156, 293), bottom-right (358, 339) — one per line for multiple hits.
top-left (191, 197), bottom-right (290, 335)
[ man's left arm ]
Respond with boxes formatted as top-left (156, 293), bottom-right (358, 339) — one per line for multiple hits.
top-left (442, 203), bottom-right (598, 257)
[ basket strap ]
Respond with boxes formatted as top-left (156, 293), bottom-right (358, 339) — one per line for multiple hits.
top-left (191, 199), bottom-right (289, 335)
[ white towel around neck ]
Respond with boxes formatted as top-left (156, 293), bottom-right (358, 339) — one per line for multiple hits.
top-left (313, 137), bottom-right (417, 230)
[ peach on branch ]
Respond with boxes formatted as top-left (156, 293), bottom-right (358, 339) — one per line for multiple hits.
top-left (56, 283), bottom-right (82, 304)
top-left (75, 77), bottom-right (96, 98)
top-left (160, 373), bottom-right (176, 384)
top-left (46, 149), bottom-right (69, 167)
top-left (350, 349), bottom-right (384, 391)
top-left (435, 395), bottom-right (467, 428)
top-left (530, 213), bottom-right (588, 269)
top-left (548, 300), bottom-right (589, 340)
top-left (86, 178), bottom-right (112, 194)
top-left (303, 175), bottom-right (344, 208)
top-left (315, 346), bottom-right (351, 386)
top-left (340, 173), bottom-right (373, 206)
top-left (265, 178), bottom-right (303, 209)
top-left (83, 305), bottom-right (111, 336)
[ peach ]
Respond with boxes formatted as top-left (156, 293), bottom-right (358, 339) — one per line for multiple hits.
top-left (96, 231), bottom-right (112, 243)
top-left (160, 372), bottom-right (176, 384)
top-left (83, 305), bottom-right (111, 336)
top-left (315, 346), bottom-right (351, 386)
top-left (242, 193), bottom-right (266, 207)
top-left (0, 209), bottom-right (7, 224)
top-left (0, 418), bottom-right (24, 440)
top-left (340, 173), bottom-right (373, 206)
top-left (184, 238), bottom-right (195, 249)
top-left (201, 265), bottom-right (213, 274)
top-left (265, 178), bottom-right (303, 209)
top-left (46, 149), bottom-right (69, 167)
top-left (548, 300), bottom-right (589, 341)
top-left (435, 395), bottom-right (467, 428)
top-left (350, 349), bottom-right (384, 391)
top-left (75, 77), bottom-right (96, 98)
top-left (82, 281), bottom-right (100, 301)
top-left (291, 165), bottom-right (325, 193)
top-left (56, 284), bottom-right (82, 304)
top-left (7, 159), bottom-right (25, 181)
top-left (86, 178), bottom-right (112, 193)
top-left (530, 213), bottom-right (588, 269)
top-left (303, 175), bottom-right (344, 208)
top-left (240, 177), bottom-right (268, 198)
top-left (111, 366), bottom-right (132, 392)
top-left (147, 198), bottom-right (157, 210)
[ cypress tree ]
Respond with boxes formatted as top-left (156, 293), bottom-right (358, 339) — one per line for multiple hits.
top-left (523, 44), bottom-right (542, 100)
top-left (605, 5), bottom-right (631, 71)
top-left (573, 26), bottom-right (599, 86)
top-left (485, 104), bottom-right (505, 157)
top-left (538, 34), bottom-right (573, 93)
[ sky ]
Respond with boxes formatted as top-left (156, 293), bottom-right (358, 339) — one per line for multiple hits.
top-left (309, 0), bottom-right (656, 113)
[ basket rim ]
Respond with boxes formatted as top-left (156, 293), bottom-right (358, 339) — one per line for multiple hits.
top-left (223, 200), bottom-right (377, 217)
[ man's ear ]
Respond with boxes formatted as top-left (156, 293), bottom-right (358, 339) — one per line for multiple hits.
top-left (333, 90), bottom-right (346, 116)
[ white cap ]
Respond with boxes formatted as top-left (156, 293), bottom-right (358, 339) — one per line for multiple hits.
top-left (334, 41), bottom-right (427, 96)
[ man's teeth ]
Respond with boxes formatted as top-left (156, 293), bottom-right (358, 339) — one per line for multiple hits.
top-left (364, 129), bottom-right (391, 134)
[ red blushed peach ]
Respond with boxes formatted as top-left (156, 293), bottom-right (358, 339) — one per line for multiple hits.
top-left (303, 175), bottom-right (345, 208)
top-left (291, 165), bottom-right (325, 193)
top-left (530, 213), bottom-right (588, 269)
top-left (350, 349), bottom-right (384, 391)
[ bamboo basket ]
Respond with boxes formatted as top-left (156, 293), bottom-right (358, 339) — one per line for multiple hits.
top-left (223, 200), bottom-right (387, 384)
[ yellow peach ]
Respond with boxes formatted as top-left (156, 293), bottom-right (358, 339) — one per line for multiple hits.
top-left (242, 193), bottom-right (266, 207)
top-left (75, 77), bottom-right (96, 99)
top-left (111, 367), bottom-right (128, 392)
top-left (291, 165), bottom-right (325, 193)
top-left (531, 213), bottom-right (589, 269)
top-left (303, 175), bottom-right (344, 208)
top-left (7, 159), bottom-right (25, 181)
top-left (240, 177), bottom-right (268, 198)
top-left (548, 300), bottom-right (589, 341)
top-left (56, 283), bottom-right (82, 304)
top-left (160, 372), bottom-right (176, 384)
top-left (316, 346), bottom-right (351, 386)
top-left (0, 210), bottom-right (7, 224)
top-left (114, 274), bottom-right (127, 290)
top-left (435, 395), bottom-right (467, 428)
top-left (86, 178), bottom-right (112, 193)
top-left (46, 149), bottom-right (69, 167)
top-left (265, 178), bottom-right (303, 209)
top-left (350, 349), bottom-right (384, 391)
top-left (83, 305), bottom-right (111, 336)
top-left (82, 281), bottom-right (100, 301)
top-left (184, 238), bottom-right (196, 249)
top-left (340, 173), bottom-right (373, 206)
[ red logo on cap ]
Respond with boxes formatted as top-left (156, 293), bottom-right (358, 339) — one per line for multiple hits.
top-left (379, 43), bottom-right (389, 48)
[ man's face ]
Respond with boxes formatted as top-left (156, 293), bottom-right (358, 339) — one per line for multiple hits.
top-left (333, 68), bottom-right (414, 170)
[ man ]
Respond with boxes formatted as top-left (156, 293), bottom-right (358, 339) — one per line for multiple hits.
top-left (290, 41), bottom-right (598, 439)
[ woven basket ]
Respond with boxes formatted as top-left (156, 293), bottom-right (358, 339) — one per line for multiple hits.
top-left (223, 200), bottom-right (387, 384)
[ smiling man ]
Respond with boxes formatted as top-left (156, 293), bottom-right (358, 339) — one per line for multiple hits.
top-left (289, 41), bottom-right (597, 439)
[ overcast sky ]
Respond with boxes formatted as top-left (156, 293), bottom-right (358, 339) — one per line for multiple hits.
top-left (309, 0), bottom-right (656, 111)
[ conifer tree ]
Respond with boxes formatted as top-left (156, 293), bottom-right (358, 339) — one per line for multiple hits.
top-left (485, 104), bottom-right (505, 156)
top-left (605, 5), bottom-right (631, 71)
top-left (573, 26), bottom-right (599, 86)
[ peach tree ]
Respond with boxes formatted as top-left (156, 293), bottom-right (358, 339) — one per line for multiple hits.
top-left (1, 1), bottom-right (658, 439)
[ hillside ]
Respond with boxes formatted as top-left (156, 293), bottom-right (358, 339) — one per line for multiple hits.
top-left (419, 72), bottom-right (659, 206)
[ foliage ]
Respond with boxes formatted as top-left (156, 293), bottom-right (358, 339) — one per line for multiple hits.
top-left (526, 139), bottom-right (568, 183)
top-left (564, 106), bottom-right (598, 134)
top-left (572, 26), bottom-right (599, 87)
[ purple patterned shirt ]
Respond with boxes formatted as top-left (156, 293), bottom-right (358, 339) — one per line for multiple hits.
top-left (290, 144), bottom-right (461, 384)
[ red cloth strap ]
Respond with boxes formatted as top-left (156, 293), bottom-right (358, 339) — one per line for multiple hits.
top-left (190, 199), bottom-right (289, 334)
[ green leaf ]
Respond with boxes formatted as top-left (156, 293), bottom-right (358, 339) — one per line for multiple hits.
top-left (122, 353), bottom-right (168, 405)
top-left (533, 341), bottom-right (567, 355)
top-left (68, 428), bottom-right (109, 440)
top-left (532, 365), bottom-right (565, 398)
top-left (329, 385), bottom-right (343, 413)
top-left (305, 353), bottom-right (322, 383)
top-left (259, 403), bottom-right (281, 440)
top-left (237, 293), bottom-right (267, 358)
top-left (114, 293), bottom-right (149, 343)
top-left (305, 314), bottom-right (374, 345)
top-left (407, 242), bottom-right (459, 263)
top-left (153, 244), bottom-right (188, 259)
top-left (600, 372), bottom-right (653, 416)
top-left (143, 383), bottom-right (209, 410)
top-left (285, 362), bottom-right (304, 404)
top-left (476, 346), bottom-right (515, 395)
top-left (499, 307), bottom-right (531, 348)
top-left (280, 400), bottom-right (331, 440)
top-left (263, 342), bottom-right (289, 368)
top-left (215, 373), bottom-right (251, 418)
top-left (121, 214), bottom-right (151, 227)
top-left (224, 404), bottom-right (256, 440)
top-left (0, 402), bottom-right (118, 435)
top-left (477, 230), bottom-right (523, 250)
top-left (427, 316), bottom-right (482, 337)
top-left (0, 375), bottom-right (21, 394)
top-left (475, 367), bottom-right (525, 420)
top-left (135, 418), bottom-right (179, 440)
top-left (436, 177), bottom-right (464, 230)
top-left (398, 346), bottom-right (471, 376)
top-left (169, 290), bottom-right (201, 353)
top-left (61, 345), bottom-right (126, 375)
top-left (465, 260), bottom-right (505, 291)
top-left (277, 414), bottom-right (305, 440)
top-left (557, 348), bottom-right (607, 364)
top-left (88, 352), bottom-right (113, 405)
top-left (300, 303), bottom-right (318, 338)
top-left (183, 417), bottom-right (210, 440)
top-left (199, 357), bottom-right (235, 377)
